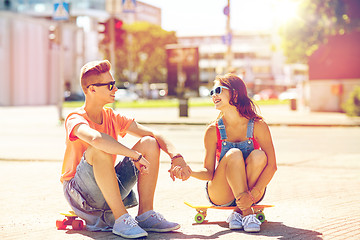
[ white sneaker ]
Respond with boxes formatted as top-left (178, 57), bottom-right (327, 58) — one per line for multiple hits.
top-left (112, 213), bottom-right (148, 239)
top-left (226, 211), bottom-right (243, 230)
top-left (242, 214), bottom-right (261, 232)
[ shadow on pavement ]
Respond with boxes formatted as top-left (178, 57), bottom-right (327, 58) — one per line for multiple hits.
top-left (63, 221), bottom-right (322, 239)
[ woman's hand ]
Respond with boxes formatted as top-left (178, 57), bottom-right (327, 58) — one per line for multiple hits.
top-left (168, 155), bottom-right (192, 181)
top-left (250, 187), bottom-right (262, 202)
top-left (236, 192), bottom-right (253, 211)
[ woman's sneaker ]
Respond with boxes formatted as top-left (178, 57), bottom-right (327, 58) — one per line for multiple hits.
top-left (226, 211), bottom-right (243, 230)
top-left (112, 213), bottom-right (148, 239)
top-left (135, 210), bottom-right (180, 232)
top-left (242, 214), bottom-right (261, 232)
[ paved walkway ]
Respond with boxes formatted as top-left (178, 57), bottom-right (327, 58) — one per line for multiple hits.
top-left (0, 104), bottom-right (360, 239)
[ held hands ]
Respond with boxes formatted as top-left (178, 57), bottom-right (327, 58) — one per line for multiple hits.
top-left (168, 154), bottom-right (192, 181)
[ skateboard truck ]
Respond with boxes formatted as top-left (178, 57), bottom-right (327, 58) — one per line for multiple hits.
top-left (56, 211), bottom-right (84, 230)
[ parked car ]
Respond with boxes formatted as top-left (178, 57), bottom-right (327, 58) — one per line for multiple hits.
top-left (199, 86), bottom-right (210, 97)
top-left (253, 89), bottom-right (278, 101)
top-left (114, 89), bottom-right (139, 102)
top-left (279, 88), bottom-right (298, 100)
top-left (64, 91), bottom-right (85, 101)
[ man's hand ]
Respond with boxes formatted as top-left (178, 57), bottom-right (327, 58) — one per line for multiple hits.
top-left (134, 156), bottom-right (150, 175)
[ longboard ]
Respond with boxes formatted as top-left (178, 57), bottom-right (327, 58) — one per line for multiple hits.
top-left (184, 201), bottom-right (274, 223)
top-left (56, 211), bottom-right (85, 230)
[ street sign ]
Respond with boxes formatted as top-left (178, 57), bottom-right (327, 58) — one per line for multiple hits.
top-left (223, 6), bottom-right (230, 16)
top-left (122, 0), bottom-right (136, 13)
top-left (53, 2), bottom-right (69, 21)
top-left (222, 33), bottom-right (232, 46)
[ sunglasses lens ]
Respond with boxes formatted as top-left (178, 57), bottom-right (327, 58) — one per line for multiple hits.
top-left (210, 90), bottom-right (214, 96)
top-left (109, 82), bottom-right (115, 91)
top-left (215, 87), bottom-right (221, 94)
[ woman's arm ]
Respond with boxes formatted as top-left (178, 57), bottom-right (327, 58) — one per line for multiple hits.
top-left (251, 120), bottom-right (277, 196)
top-left (191, 124), bottom-right (217, 181)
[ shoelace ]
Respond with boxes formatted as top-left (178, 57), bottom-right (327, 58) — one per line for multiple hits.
top-left (124, 215), bottom-right (138, 227)
top-left (151, 212), bottom-right (165, 221)
top-left (226, 212), bottom-right (242, 223)
top-left (242, 214), bottom-right (261, 226)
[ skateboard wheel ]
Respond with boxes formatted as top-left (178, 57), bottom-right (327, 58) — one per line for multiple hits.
top-left (195, 213), bottom-right (205, 223)
top-left (56, 219), bottom-right (67, 230)
top-left (72, 220), bottom-right (84, 230)
top-left (256, 212), bottom-right (266, 223)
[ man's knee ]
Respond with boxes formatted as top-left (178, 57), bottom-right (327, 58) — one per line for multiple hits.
top-left (138, 136), bottom-right (160, 154)
top-left (85, 145), bottom-right (112, 165)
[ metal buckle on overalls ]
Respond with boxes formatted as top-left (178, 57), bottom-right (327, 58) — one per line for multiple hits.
top-left (248, 140), bottom-right (252, 144)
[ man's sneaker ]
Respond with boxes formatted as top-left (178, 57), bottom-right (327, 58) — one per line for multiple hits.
top-left (242, 214), bottom-right (261, 232)
top-left (226, 211), bottom-right (243, 230)
top-left (112, 213), bottom-right (148, 239)
top-left (135, 210), bottom-right (180, 232)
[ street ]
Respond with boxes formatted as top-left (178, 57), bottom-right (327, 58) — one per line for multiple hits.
top-left (1, 124), bottom-right (360, 239)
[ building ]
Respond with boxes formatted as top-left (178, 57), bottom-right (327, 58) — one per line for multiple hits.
top-left (178, 31), bottom-right (287, 93)
top-left (0, 0), bottom-right (161, 108)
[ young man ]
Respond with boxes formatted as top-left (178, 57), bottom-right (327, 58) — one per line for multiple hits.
top-left (61, 60), bottom-right (191, 238)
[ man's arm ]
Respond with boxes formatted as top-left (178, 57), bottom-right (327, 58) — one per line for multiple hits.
top-left (73, 123), bottom-right (150, 172)
top-left (126, 121), bottom-right (191, 180)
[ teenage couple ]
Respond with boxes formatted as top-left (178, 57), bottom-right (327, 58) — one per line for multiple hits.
top-left (60, 60), bottom-right (277, 238)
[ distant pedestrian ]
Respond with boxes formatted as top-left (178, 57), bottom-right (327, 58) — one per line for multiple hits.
top-left (60, 60), bottom-right (191, 238)
top-left (188, 73), bottom-right (277, 232)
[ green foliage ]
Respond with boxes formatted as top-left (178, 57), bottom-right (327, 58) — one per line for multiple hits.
top-left (279, 0), bottom-right (357, 63)
top-left (342, 86), bottom-right (360, 116)
top-left (100, 21), bottom-right (177, 85)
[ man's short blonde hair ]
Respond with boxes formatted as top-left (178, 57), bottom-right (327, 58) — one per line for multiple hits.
top-left (80, 60), bottom-right (111, 93)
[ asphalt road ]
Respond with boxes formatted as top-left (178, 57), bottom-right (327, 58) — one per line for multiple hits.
top-left (1, 124), bottom-right (360, 239)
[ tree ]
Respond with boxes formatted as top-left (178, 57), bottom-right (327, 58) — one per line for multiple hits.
top-left (279, 0), bottom-right (360, 63)
top-left (100, 21), bottom-right (177, 84)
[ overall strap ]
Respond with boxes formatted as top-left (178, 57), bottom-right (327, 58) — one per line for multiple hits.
top-left (217, 118), bottom-right (227, 140)
top-left (246, 118), bottom-right (255, 138)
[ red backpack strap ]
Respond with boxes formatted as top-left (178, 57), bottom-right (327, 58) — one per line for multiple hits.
top-left (215, 121), bottom-right (221, 161)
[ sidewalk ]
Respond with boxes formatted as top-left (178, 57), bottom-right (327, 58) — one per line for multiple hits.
top-left (1, 105), bottom-right (360, 239)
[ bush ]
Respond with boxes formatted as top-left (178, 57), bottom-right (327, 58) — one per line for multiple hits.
top-left (342, 86), bottom-right (360, 116)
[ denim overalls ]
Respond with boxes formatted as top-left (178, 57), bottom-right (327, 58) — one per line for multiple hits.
top-left (206, 117), bottom-right (259, 207)
top-left (217, 117), bottom-right (256, 162)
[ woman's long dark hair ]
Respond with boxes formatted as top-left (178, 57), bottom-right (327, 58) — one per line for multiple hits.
top-left (216, 73), bottom-right (262, 120)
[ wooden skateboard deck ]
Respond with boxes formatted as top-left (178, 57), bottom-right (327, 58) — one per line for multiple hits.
top-left (184, 201), bottom-right (274, 223)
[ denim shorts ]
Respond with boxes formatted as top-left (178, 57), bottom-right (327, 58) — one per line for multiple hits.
top-left (205, 181), bottom-right (266, 207)
top-left (63, 154), bottom-right (139, 231)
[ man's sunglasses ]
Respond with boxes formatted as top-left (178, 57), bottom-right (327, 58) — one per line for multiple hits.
top-left (210, 86), bottom-right (229, 96)
top-left (87, 81), bottom-right (116, 91)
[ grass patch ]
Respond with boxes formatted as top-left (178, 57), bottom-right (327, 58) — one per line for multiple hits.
top-left (63, 98), bottom-right (288, 109)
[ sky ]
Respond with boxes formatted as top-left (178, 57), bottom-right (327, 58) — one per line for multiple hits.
top-left (139, 0), bottom-right (299, 36)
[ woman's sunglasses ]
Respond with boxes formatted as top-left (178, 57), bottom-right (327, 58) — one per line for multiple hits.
top-left (87, 81), bottom-right (116, 91)
top-left (210, 86), bottom-right (229, 96)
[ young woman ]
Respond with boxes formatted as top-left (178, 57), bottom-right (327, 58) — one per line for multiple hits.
top-left (190, 73), bottom-right (277, 232)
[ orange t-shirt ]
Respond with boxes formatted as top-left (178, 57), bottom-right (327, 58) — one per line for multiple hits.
top-left (60, 107), bottom-right (134, 183)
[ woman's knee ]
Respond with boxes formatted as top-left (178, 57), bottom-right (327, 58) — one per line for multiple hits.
top-left (223, 148), bottom-right (245, 167)
top-left (247, 150), bottom-right (267, 168)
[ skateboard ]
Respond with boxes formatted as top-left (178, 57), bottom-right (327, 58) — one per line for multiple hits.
top-left (56, 211), bottom-right (85, 230)
top-left (184, 201), bottom-right (274, 224)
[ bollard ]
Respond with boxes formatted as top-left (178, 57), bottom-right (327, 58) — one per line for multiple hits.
top-left (179, 98), bottom-right (188, 117)
top-left (290, 98), bottom-right (297, 111)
